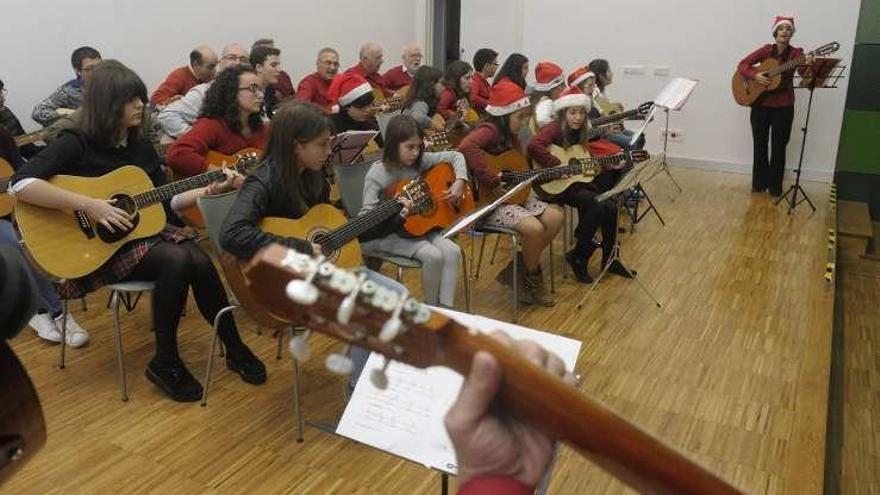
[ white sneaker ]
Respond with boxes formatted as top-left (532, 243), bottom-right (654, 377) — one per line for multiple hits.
top-left (29, 313), bottom-right (62, 343)
top-left (54, 313), bottom-right (90, 348)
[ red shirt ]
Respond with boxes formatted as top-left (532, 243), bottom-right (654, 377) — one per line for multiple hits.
top-left (151, 66), bottom-right (200, 106)
top-left (437, 88), bottom-right (462, 120)
top-left (528, 120), bottom-right (624, 183)
top-left (457, 476), bottom-right (532, 495)
top-left (276, 70), bottom-right (296, 99)
top-left (382, 65), bottom-right (413, 91)
top-left (165, 117), bottom-right (267, 177)
top-left (470, 73), bottom-right (491, 113)
top-left (295, 72), bottom-right (333, 112)
top-left (459, 122), bottom-right (521, 188)
top-left (345, 63), bottom-right (392, 98)
top-left (737, 43), bottom-right (805, 107)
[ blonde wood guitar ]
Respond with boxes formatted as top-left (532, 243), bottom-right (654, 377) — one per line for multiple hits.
top-left (16, 156), bottom-right (261, 279)
top-left (0, 158), bottom-right (14, 217)
top-left (13, 129), bottom-right (51, 148)
top-left (477, 150), bottom-right (533, 206)
top-left (535, 145), bottom-right (649, 199)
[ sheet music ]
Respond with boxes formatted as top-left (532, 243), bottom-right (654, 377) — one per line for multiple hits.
top-left (442, 176), bottom-right (538, 239)
top-left (596, 153), bottom-right (661, 202)
top-left (336, 307), bottom-right (582, 474)
top-left (653, 77), bottom-right (698, 111)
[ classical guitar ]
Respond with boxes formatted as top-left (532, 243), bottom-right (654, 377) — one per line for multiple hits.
top-left (731, 41), bottom-right (839, 106)
top-left (535, 146), bottom-right (649, 199)
top-left (177, 148), bottom-right (262, 228)
top-left (0, 158), bottom-right (14, 218)
top-left (257, 178), bottom-right (431, 269)
top-left (590, 101), bottom-right (653, 126)
top-left (387, 162), bottom-right (475, 236)
top-left (245, 245), bottom-right (745, 495)
top-left (15, 154), bottom-right (261, 279)
top-left (476, 150), bottom-right (533, 206)
top-left (13, 129), bottom-right (51, 148)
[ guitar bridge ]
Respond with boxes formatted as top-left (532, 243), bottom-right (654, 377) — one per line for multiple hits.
top-left (74, 210), bottom-right (95, 239)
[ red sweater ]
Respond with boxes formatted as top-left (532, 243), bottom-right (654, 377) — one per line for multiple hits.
top-left (276, 70), bottom-right (296, 99)
top-left (737, 43), bottom-right (805, 107)
top-left (295, 72), bottom-right (332, 112)
top-left (438, 88), bottom-right (466, 120)
top-left (346, 63), bottom-right (392, 97)
top-left (151, 66), bottom-right (200, 106)
top-left (382, 65), bottom-right (413, 91)
top-left (166, 117), bottom-right (267, 177)
top-left (458, 476), bottom-right (533, 495)
top-left (459, 122), bottom-right (522, 188)
top-left (470, 73), bottom-right (491, 113)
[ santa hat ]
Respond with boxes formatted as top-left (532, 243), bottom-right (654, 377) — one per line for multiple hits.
top-left (486, 80), bottom-right (531, 116)
top-left (553, 86), bottom-right (591, 114)
top-left (566, 67), bottom-right (595, 89)
top-left (533, 62), bottom-right (564, 92)
top-left (772, 16), bottom-right (795, 34)
top-left (327, 72), bottom-right (373, 107)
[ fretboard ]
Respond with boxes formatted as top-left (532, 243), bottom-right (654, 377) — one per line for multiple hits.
top-left (591, 108), bottom-right (641, 126)
top-left (766, 52), bottom-right (809, 77)
top-left (131, 167), bottom-right (229, 208)
top-left (320, 199), bottom-right (404, 250)
top-left (500, 153), bottom-right (626, 184)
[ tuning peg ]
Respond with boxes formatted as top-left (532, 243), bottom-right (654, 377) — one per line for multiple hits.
top-left (370, 359), bottom-right (391, 390)
top-left (288, 330), bottom-right (312, 361)
top-left (379, 317), bottom-right (402, 343)
top-left (284, 254), bottom-right (328, 305)
top-left (325, 346), bottom-right (354, 375)
top-left (337, 273), bottom-right (368, 325)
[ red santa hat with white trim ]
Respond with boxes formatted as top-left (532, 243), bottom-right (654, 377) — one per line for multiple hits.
top-left (328, 72), bottom-right (373, 108)
top-left (566, 66), bottom-right (596, 89)
top-left (486, 80), bottom-right (531, 116)
top-left (553, 86), bottom-right (591, 114)
top-left (533, 61), bottom-right (564, 92)
top-left (772, 16), bottom-right (795, 34)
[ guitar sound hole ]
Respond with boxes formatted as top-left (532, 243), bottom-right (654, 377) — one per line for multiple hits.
top-left (311, 233), bottom-right (338, 263)
top-left (96, 193), bottom-right (140, 243)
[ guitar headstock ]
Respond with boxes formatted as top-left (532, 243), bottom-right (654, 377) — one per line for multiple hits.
top-left (399, 179), bottom-right (433, 215)
top-left (630, 150), bottom-right (650, 163)
top-left (425, 132), bottom-right (450, 151)
top-left (245, 244), bottom-right (454, 369)
top-left (815, 42), bottom-right (840, 56)
top-left (637, 101), bottom-right (654, 116)
top-left (231, 151), bottom-right (263, 175)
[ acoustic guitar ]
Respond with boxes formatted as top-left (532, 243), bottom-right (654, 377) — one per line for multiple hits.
top-left (245, 245), bottom-right (745, 495)
top-left (590, 101), bottom-right (654, 126)
top-left (15, 154), bottom-right (261, 279)
top-left (477, 150), bottom-right (533, 206)
top-left (387, 162), bottom-right (475, 236)
top-left (0, 158), bottom-right (14, 218)
top-left (535, 146), bottom-right (649, 199)
top-left (177, 148), bottom-right (262, 228)
top-left (13, 129), bottom-right (51, 148)
top-left (731, 42), bottom-right (839, 106)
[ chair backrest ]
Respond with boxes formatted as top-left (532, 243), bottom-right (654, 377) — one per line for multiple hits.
top-left (196, 191), bottom-right (240, 255)
top-left (334, 161), bottom-right (375, 218)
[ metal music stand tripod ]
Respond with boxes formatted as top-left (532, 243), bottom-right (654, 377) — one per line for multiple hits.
top-left (775, 59), bottom-right (845, 214)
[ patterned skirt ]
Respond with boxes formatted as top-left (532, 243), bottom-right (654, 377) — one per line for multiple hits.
top-left (480, 192), bottom-right (549, 229)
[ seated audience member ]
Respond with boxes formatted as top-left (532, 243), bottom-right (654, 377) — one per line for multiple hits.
top-left (295, 47), bottom-right (340, 112)
top-left (150, 45), bottom-right (218, 108)
top-left (31, 46), bottom-right (101, 127)
top-left (382, 43), bottom-right (422, 92)
top-left (158, 43), bottom-right (249, 138)
top-left (250, 45), bottom-right (282, 118)
top-left (251, 38), bottom-right (295, 99)
top-left (345, 42), bottom-right (392, 99)
top-left (0, 79), bottom-right (43, 158)
top-left (165, 65), bottom-right (268, 177)
top-left (470, 48), bottom-right (499, 115)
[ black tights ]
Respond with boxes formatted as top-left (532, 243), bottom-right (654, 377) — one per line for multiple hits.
top-left (557, 183), bottom-right (617, 261)
top-left (125, 240), bottom-right (242, 362)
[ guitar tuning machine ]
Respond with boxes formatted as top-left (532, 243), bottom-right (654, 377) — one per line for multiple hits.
top-left (401, 298), bottom-right (431, 325)
top-left (325, 344), bottom-right (354, 375)
top-left (379, 288), bottom-right (410, 343)
top-left (289, 329), bottom-right (312, 362)
top-left (337, 273), bottom-right (368, 325)
top-left (284, 254), bottom-right (327, 305)
top-left (369, 358), bottom-right (391, 390)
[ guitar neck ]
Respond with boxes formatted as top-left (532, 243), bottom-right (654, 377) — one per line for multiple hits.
top-left (131, 166), bottom-right (231, 208)
top-left (504, 153), bottom-right (624, 184)
top-left (0, 177), bottom-right (10, 194)
top-left (591, 108), bottom-right (640, 126)
top-left (320, 199), bottom-right (403, 250)
top-left (766, 52), bottom-right (808, 77)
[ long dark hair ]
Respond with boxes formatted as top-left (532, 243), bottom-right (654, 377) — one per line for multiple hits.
top-left (201, 65), bottom-right (263, 134)
top-left (264, 101), bottom-right (334, 212)
top-left (403, 65), bottom-right (443, 113)
top-left (487, 114), bottom-right (517, 149)
top-left (556, 107), bottom-right (590, 148)
top-left (382, 115), bottom-right (424, 168)
top-left (588, 59), bottom-right (610, 92)
top-left (493, 53), bottom-right (528, 89)
top-left (79, 59), bottom-right (148, 148)
top-left (444, 60), bottom-right (473, 99)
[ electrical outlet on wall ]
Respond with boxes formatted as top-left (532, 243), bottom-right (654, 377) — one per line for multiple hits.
top-left (659, 128), bottom-right (684, 142)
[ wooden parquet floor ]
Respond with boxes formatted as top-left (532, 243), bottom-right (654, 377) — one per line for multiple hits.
top-left (5, 168), bottom-right (839, 494)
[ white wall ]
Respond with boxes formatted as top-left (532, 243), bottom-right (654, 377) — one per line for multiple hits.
top-left (461, 0), bottom-right (861, 181)
top-left (1, 0), bottom-right (418, 130)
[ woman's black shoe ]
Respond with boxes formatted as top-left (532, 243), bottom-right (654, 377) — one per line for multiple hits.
top-left (146, 358), bottom-right (203, 402)
top-left (226, 345), bottom-right (267, 384)
top-left (565, 250), bottom-right (593, 284)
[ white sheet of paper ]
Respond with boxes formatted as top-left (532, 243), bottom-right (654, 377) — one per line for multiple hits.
top-left (335, 307), bottom-right (582, 475)
top-left (653, 77), bottom-right (699, 111)
top-left (442, 176), bottom-right (538, 239)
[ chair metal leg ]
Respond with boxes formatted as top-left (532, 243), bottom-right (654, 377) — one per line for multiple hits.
top-left (461, 252), bottom-right (471, 313)
top-left (293, 347), bottom-right (305, 443)
top-left (201, 305), bottom-right (237, 407)
top-left (275, 329), bottom-right (284, 360)
top-left (562, 208), bottom-right (569, 279)
top-left (111, 291), bottom-right (129, 402)
top-left (475, 234), bottom-right (488, 279)
top-left (548, 237), bottom-right (556, 294)
top-left (511, 235), bottom-right (519, 323)
top-left (489, 235), bottom-right (502, 265)
top-left (396, 266), bottom-right (404, 282)
top-left (59, 300), bottom-right (68, 369)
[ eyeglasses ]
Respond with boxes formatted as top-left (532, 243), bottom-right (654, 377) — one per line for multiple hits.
top-left (238, 84), bottom-right (265, 95)
top-left (223, 55), bottom-right (250, 63)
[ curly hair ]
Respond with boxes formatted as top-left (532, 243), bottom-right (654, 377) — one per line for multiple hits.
top-left (403, 65), bottom-right (443, 113)
top-left (200, 64), bottom-right (262, 134)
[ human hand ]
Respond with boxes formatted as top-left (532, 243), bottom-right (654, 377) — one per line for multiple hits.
top-left (754, 73), bottom-right (771, 86)
top-left (82, 198), bottom-right (133, 233)
top-left (208, 167), bottom-right (245, 194)
top-left (55, 108), bottom-right (76, 117)
top-left (310, 242), bottom-right (323, 256)
top-left (397, 196), bottom-right (414, 217)
top-left (442, 179), bottom-right (465, 205)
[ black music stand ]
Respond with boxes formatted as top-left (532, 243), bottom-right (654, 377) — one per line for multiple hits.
top-left (324, 130), bottom-right (379, 169)
top-left (775, 58), bottom-right (845, 214)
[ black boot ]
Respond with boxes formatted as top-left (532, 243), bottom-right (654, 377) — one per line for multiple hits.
top-left (565, 250), bottom-right (593, 284)
top-left (226, 344), bottom-right (267, 384)
top-left (146, 356), bottom-right (203, 402)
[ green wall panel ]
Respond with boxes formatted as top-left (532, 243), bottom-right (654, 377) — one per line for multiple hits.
top-left (835, 110), bottom-right (880, 174)
top-left (856, 0), bottom-right (880, 44)
top-left (845, 44), bottom-right (880, 111)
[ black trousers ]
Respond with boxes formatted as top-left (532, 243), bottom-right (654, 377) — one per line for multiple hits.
top-left (556, 183), bottom-right (617, 261)
top-left (749, 105), bottom-right (794, 194)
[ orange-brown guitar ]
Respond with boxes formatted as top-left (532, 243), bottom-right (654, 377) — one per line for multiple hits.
top-left (731, 42), bottom-right (839, 106)
top-left (477, 150), bottom-right (532, 206)
top-left (387, 162), bottom-right (475, 236)
top-left (0, 158), bottom-right (14, 217)
top-left (245, 245), bottom-right (746, 495)
top-left (177, 147), bottom-right (262, 228)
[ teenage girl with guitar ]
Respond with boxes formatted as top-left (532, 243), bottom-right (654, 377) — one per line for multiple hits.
top-left (401, 65), bottom-right (446, 133)
top-left (438, 60), bottom-right (478, 135)
top-left (358, 114), bottom-right (467, 308)
top-left (9, 60), bottom-right (264, 402)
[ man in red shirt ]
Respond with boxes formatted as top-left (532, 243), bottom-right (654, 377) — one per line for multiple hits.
top-left (295, 47), bottom-right (339, 112)
top-left (737, 16), bottom-right (812, 196)
top-left (151, 45), bottom-right (218, 108)
top-left (345, 42), bottom-right (392, 98)
top-left (470, 48), bottom-right (498, 115)
top-left (382, 43), bottom-right (421, 93)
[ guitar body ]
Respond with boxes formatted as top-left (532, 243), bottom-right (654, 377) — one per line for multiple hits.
top-left (536, 145), bottom-right (597, 199)
top-left (15, 166), bottom-right (166, 279)
top-left (178, 147), bottom-right (263, 228)
top-left (0, 158), bottom-right (15, 217)
top-left (731, 58), bottom-right (781, 106)
top-left (480, 150), bottom-right (532, 206)
top-left (389, 163), bottom-right (476, 236)
top-left (259, 204), bottom-right (363, 269)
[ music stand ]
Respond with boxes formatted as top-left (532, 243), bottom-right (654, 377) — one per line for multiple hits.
top-left (651, 77), bottom-right (699, 194)
top-left (775, 58), bottom-right (845, 214)
top-left (324, 130), bottom-right (380, 169)
top-left (576, 157), bottom-right (663, 310)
